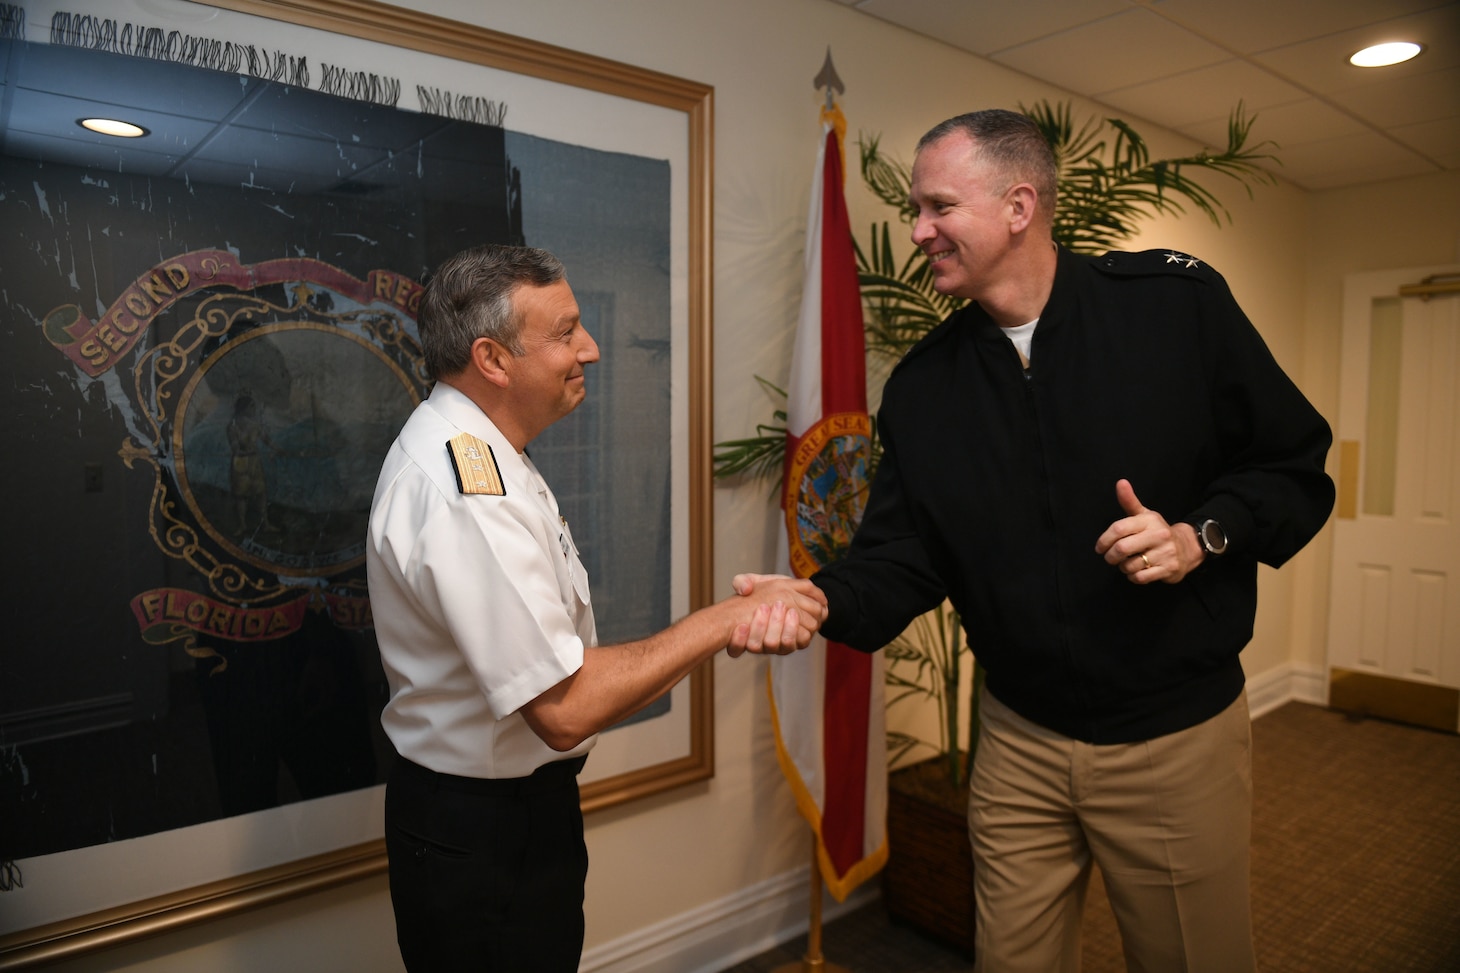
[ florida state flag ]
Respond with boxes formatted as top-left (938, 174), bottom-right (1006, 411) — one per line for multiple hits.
top-left (768, 107), bottom-right (887, 900)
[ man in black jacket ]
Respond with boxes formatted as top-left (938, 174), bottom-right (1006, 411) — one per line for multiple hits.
top-left (746, 110), bottom-right (1333, 971)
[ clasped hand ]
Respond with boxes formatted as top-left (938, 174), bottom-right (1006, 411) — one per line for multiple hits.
top-left (722, 573), bottom-right (828, 657)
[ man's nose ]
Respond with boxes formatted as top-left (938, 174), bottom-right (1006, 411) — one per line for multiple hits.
top-left (910, 214), bottom-right (934, 246)
top-left (579, 329), bottom-right (600, 363)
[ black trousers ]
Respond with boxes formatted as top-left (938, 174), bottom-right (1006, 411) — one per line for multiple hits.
top-left (385, 754), bottom-right (589, 973)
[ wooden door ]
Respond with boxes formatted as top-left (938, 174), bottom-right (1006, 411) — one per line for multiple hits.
top-left (1328, 265), bottom-right (1460, 731)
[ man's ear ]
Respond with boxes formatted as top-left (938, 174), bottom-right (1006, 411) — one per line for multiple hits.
top-left (471, 336), bottom-right (514, 389)
top-left (1007, 183), bottom-right (1039, 235)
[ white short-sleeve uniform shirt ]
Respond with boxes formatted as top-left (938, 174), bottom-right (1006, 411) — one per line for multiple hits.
top-left (367, 382), bottom-right (597, 778)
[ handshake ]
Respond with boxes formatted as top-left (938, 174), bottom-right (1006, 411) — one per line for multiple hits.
top-left (720, 572), bottom-right (828, 658)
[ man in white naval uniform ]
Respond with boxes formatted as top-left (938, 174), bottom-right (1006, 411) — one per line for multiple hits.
top-left (366, 244), bottom-right (826, 973)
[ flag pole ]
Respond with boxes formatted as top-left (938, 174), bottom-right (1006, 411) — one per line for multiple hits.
top-left (768, 47), bottom-right (873, 973)
top-left (771, 835), bottom-right (849, 973)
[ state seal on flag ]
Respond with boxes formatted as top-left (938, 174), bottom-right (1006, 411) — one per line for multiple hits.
top-left (785, 412), bottom-right (872, 578)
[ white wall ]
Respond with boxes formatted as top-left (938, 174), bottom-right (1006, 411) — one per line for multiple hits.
top-left (34, 0), bottom-right (1458, 970)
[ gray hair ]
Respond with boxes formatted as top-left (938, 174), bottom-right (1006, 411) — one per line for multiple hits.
top-left (917, 109), bottom-right (1057, 224)
top-left (417, 244), bottom-right (566, 380)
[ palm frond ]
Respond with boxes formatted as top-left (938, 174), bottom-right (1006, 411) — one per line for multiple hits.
top-left (1026, 100), bottom-right (1278, 253)
top-left (859, 133), bottom-right (917, 223)
top-left (711, 377), bottom-right (788, 481)
top-left (886, 730), bottom-right (937, 767)
top-left (711, 426), bottom-right (785, 481)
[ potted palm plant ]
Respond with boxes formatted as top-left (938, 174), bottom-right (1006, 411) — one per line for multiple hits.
top-left (714, 99), bottom-right (1277, 953)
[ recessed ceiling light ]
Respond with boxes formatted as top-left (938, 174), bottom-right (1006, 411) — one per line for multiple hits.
top-left (1349, 41), bottom-right (1423, 67)
top-left (78, 117), bottom-right (149, 138)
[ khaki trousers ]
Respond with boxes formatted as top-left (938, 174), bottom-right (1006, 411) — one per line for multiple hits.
top-left (968, 689), bottom-right (1255, 973)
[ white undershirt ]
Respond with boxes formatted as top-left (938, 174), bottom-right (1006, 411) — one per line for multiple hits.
top-left (1004, 318), bottom-right (1039, 365)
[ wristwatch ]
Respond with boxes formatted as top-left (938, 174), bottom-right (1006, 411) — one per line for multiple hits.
top-left (1190, 518), bottom-right (1228, 556)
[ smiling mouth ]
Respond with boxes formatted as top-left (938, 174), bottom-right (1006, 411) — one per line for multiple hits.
top-left (926, 249), bottom-right (954, 264)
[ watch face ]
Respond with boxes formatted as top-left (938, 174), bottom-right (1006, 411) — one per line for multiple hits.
top-left (1201, 519), bottom-right (1228, 555)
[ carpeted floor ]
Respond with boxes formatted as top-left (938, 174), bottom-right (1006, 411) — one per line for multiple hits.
top-left (719, 702), bottom-right (1460, 972)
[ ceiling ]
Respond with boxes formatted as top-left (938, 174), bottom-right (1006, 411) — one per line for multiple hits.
top-left (828, 0), bottom-right (1460, 191)
top-left (2, 2), bottom-right (1455, 195)
top-left (0, 38), bottom-right (499, 202)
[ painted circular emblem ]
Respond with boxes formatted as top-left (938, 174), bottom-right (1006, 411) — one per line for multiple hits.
top-left (173, 321), bottom-right (419, 576)
top-left (785, 412), bottom-right (871, 578)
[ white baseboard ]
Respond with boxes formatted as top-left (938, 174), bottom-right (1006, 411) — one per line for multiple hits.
top-left (1247, 661), bottom-right (1326, 719)
top-left (580, 868), bottom-right (878, 973)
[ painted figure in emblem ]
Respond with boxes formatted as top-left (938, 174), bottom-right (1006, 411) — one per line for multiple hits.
top-left (227, 390), bottom-right (277, 533)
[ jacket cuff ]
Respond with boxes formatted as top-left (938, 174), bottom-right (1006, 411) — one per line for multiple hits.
top-left (1188, 495), bottom-right (1254, 556)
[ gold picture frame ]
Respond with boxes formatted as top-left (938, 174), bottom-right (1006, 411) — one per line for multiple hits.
top-left (0, 0), bottom-right (714, 965)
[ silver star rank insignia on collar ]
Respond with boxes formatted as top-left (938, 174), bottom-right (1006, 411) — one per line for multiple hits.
top-left (1163, 250), bottom-right (1201, 269)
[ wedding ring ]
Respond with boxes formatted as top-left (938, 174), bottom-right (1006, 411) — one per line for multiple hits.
top-left (1140, 553), bottom-right (1151, 570)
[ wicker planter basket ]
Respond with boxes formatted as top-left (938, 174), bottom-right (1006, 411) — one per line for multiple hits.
top-left (882, 754), bottom-right (976, 957)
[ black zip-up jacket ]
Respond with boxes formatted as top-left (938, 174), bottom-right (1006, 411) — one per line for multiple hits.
top-left (813, 247), bottom-right (1334, 744)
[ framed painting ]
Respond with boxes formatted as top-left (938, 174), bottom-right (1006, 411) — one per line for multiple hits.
top-left (0, 0), bottom-right (714, 964)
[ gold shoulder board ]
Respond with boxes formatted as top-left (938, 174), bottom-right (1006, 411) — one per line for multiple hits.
top-left (446, 433), bottom-right (505, 496)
